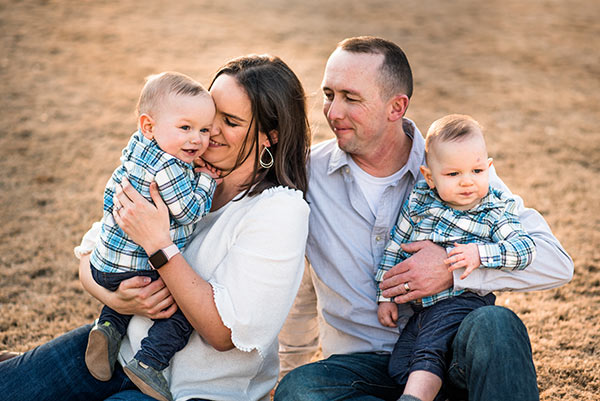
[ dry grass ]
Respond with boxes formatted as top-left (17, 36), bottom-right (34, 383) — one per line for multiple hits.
top-left (1, 0), bottom-right (598, 399)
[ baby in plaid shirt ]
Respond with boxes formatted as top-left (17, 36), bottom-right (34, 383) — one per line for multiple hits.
top-left (86, 72), bottom-right (218, 400)
top-left (376, 114), bottom-right (536, 401)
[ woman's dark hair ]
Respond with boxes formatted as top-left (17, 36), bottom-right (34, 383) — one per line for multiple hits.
top-left (209, 54), bottom-right (310, 197)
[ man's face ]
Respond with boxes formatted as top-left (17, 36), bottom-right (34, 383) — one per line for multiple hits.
top-left (321, 49), bottom-right (389, 156)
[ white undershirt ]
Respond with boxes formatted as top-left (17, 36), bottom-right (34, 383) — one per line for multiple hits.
top-left (347, 157), bottom-right (405, 215)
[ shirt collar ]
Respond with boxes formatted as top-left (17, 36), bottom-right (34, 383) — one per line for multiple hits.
top-left (326, 117), bottom-right (425, 181)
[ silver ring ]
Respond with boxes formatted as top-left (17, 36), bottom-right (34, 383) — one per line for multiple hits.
top-left (115, 205), bottom-right (123, 212)
top-left (404, 282), bottom-right (410, 292)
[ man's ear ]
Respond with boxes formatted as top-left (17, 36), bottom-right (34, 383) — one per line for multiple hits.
top-left (139, 114), bottom-right (155, 139)
top-left (420, 165), bottom-right (435, 189)
top-left (388, 94), bottom-right (410, 122)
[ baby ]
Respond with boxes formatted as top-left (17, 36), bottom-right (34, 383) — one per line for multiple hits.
top-left (375, 114), bottom-right (536, 401)
top-left (86, 71), bottom-right (217, 401)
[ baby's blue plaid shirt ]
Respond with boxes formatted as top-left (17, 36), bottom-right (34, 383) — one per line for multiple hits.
top-left (90, 130), bottom-right (216, 273)
top-left (375, 180), bottom-right (536, 307)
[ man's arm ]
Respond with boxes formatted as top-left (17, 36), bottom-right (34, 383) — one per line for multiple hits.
top-left (382, 167), bottom-right (573, 302)
top-left (454, 168), bottom-right (573, 294)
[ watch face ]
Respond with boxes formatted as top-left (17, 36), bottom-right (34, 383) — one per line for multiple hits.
top-left (149, 250), bottom-right (168, 269)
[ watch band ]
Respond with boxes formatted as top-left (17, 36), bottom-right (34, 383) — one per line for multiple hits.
top-left (148, 244), bottom-right (180, 270)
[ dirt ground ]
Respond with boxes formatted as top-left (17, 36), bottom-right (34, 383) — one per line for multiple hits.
top-left (1, 0), bottom-right (598, 399)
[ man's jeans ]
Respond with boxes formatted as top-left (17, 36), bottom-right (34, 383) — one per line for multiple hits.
top-left (275, 306), bottom-right (539, 401)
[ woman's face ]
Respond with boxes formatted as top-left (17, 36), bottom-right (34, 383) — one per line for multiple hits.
top-left (204, 74), bottom-right (259, 174)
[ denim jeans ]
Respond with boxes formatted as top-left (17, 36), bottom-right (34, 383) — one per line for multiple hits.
top-left (274, 306), bottom-right (539, 401)
top-left (92, 265), bottom-right (194, 370)
top-left (0, 324), bottom-right (142, 400)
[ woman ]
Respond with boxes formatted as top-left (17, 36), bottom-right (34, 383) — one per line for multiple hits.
top-left (0, 54), bottom-right (311, 401)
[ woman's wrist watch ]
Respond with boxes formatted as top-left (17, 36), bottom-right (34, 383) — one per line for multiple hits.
top-left (148, 244), bottom-right (180, 269)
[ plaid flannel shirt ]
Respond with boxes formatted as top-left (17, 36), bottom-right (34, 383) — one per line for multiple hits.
top-left (91, 130), bottom-right (216, 273)
top-left (375, 180), bottom-right (536, 307)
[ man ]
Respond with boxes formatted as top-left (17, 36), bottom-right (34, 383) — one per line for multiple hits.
top-left (274, 36), bottom-right (573, 401)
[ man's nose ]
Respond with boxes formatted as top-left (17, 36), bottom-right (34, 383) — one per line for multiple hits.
top-left (326, 98), bottom-right (344, 121)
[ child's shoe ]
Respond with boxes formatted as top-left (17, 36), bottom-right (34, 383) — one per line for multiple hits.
top-left (123, 358), bottom-right (173, 401)
top-left (85, 320), bottom-right (122, 381)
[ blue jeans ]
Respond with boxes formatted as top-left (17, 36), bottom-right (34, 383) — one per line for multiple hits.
top-left (274, 306), bottom-right (539, 401)
top-left (0, 324), bottom-right (209, 401)
top-left (92, 265), bottom-right (193, 370)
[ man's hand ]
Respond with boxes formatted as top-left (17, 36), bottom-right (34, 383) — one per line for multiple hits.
top-left (446, 243), bottom-right (481, 280)
top-left (380, 240), bottom-right (453, 304)
top-left (377, 302), bottom-right (399, 328)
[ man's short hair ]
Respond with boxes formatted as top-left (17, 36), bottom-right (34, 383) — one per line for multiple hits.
top-left (337, 36), bottom-right (413, 101)
top-left (425, 114), bottom-right (484, 162)
top-left (136, 71), bottom-right (208, 117)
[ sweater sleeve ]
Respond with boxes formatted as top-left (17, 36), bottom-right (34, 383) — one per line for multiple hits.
top-left (209, 189), bottom-right (310, 357)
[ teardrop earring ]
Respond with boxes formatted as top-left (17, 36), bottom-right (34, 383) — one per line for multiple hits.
top-left (259, 146), bottom-right (274, 169)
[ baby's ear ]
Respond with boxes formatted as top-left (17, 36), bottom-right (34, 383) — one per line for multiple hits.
top-left (139, 114), bottom-right (155, 139)
top-left (420, 165), bottom-right (435, 189)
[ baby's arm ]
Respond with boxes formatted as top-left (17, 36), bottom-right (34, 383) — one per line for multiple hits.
top-left (377, 301), bottom-right (399, 328)
top-left (447, 197), bottom-right (536, 280)
top-left (154, 159), bottom-right (217, 225)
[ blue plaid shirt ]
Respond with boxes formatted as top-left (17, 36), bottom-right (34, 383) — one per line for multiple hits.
top-left (90, 130), bottom-right (216, 273)
top-left (375, 180), bottom-right (536, 307)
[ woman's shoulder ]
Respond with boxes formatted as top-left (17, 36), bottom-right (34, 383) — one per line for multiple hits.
top-left (249, 186), bottom-right (309, 213)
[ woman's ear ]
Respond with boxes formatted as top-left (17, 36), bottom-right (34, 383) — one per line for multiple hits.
top-left (264, 129), bottom-right (279, 147)
top-left (139, 114), bottom-right (155, 139)
top-left (420, 165), bottom-right (435, 189)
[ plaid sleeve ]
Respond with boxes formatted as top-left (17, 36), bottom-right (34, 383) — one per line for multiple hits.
top-left (154, 160), bottom-right (216, 226)
top-left (478, 197), bottom-right (536, 270)
top-left (375, 199), bottom-right (414, 302)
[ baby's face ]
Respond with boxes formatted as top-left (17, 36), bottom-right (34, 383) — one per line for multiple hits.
top-left (425, 134), bottom-right (492, 211)
top-left (151, 93), bottom-right (216, 164)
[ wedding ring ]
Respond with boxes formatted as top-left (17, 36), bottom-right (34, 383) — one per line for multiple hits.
top-left (115, 205), bottom-right (123, 212)
top-left (404, 282), bottom-right (410, 292)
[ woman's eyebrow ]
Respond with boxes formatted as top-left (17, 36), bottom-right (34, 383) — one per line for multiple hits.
top-left (222, 111), bottom-right (247, 124)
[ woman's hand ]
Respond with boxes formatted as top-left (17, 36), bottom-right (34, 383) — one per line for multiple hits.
top-left (79, 254), bottom-right (177, 319)
top-left (113, 178), bottom-right (172, 255)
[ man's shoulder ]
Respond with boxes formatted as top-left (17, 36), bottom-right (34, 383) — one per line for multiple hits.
top-left (308, 138), bottom-right (338, 172)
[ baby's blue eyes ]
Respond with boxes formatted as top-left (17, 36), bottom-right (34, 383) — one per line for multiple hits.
top-left (200, 128), bottom-right (210, 133)
top-left (180, 125), bottom-right (191, 131)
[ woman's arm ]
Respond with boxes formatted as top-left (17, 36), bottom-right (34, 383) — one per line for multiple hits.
top-left (113, 179), bottom-right (234, 351)
top-left (79, 253), bottom-right (177, 320)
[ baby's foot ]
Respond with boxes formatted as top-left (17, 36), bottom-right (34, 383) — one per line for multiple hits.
top-left (123, 358), bottom-right (173, 401)
top-left (85, 320), bottom-right (122, 381)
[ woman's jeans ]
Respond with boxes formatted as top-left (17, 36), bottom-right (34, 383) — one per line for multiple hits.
top-left (0, 324), bottom-right (208, 401)
top-left (274, 306), bottom-right (539, 401)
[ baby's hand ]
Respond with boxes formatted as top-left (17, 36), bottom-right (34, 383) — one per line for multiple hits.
top-left (377, 301), bottom-right (399, 328)
top-left (194, 159), bottom-right (222, 184)
top-left (445, 243), bottom-right (481, 280)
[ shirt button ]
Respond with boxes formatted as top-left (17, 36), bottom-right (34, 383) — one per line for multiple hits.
top-left (376, 235), bottom-right (382, 242)
top-left (345, 167), bottom-right (350, 174)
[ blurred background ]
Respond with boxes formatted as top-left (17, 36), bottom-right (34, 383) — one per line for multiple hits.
top-left (1, 0), bottom-right (598, 399)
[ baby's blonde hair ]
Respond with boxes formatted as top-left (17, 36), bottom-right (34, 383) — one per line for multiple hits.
top-left (425, 114), bottom-right (484, 163)
top-left (135, 71), bottom-right (209, 118)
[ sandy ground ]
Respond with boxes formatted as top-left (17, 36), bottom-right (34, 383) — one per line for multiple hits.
top-left (1, 0), bottom-right (599, 399)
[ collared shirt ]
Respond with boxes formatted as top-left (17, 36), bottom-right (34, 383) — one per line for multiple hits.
top-left (300, 118), bottom-right (573, 357)
top-left (91, 130), bottom-right (216, 273)
top-left (305, 119), bottom-right (426, 356)
top-left (375, 181), bottom-right (537, 307)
